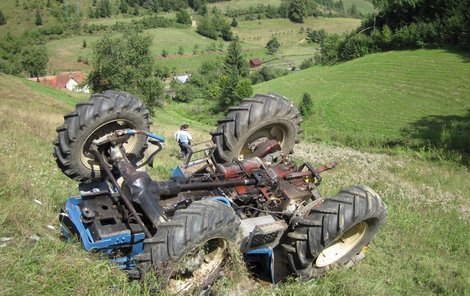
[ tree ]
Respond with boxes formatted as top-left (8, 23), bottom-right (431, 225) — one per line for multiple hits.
top-left (87, 29), bottom-right (165, 107)
top-left (22, 46), bottom-right (48, 81)
top-left (288, 0), bottom-right (307, 23)
top-left (217, 38), bottom-right (250, 111)
top-left (161, 49), bottom-right (169, 57)
top-left (266, 36), bottom-right (281, 54)
top-left (35, 9), bottom-right (43, 26)
top-left (0, 9), bottom-right (6, 26)
top-left (178, 46), bottom-right (184, 55)
top-left (82, 39), bottom-right (87, 48)
top-left (224, 37), bottom-right (249, 79)
top-left (176, 9), bottom-right (191, 25)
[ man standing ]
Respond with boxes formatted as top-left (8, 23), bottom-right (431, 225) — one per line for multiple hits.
top-left (175, 124), bottom-right (193, 166)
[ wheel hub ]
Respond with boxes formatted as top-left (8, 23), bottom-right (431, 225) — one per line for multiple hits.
top-left (80, 119), bottom-right (139, 170)
top-left (166, 238), bottom-right (228, 293)
top-left (315, 222), bottom-right (368, 268)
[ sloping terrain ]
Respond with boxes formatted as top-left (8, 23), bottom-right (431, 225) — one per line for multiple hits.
top-left (0, 51), bottom-right (469, 295)
top-left (254, 49), bottom-right (470, 150)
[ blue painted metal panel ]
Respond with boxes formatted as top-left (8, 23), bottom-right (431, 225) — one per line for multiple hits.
top-left (244, 248), bottom-right (275, 283)
top-left (61, 197), bottom-right (145, 269)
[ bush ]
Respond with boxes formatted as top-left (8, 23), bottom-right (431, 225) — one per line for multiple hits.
top-left (196, 13), bottom-right (233, 41)
top-left (315, 33), bottom-right (342, 65)
top-left (176, 10), bottom-right (191, 25)
top-left (173, 82), bottom-right (202, 102)
top-left (339, 32), bottom-right (373, 60)
top-left (299, 92), bottom-right (313, 116)
top-left (266, 37), bottom-right (281, 54)
top-left (300, 57), bottom-right (314, 70)
top-left (307, 29), bottom-right (327, 43)
top-left (0, 9), bottom-right (6, 26)
top-left (250, 66), bottom-right (289, 84)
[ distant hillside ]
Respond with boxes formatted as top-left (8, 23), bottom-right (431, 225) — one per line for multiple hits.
top-left (254, 49), bottom-right (470, 152)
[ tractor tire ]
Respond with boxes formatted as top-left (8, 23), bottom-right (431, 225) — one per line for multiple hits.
top-left (54, 91), bottom-right (151, 182)
top-left (135, 200), bottom-right (240, 294)
top-left (282, 185), bottom-right (387, 279)
top-left (211, 93), bottom-right (302, 163)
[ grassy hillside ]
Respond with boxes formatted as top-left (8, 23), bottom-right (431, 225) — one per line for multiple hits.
top-left (45, 16), bottom-right (360, 74)
top-left (208, 0), bottom-right (374, 15)
top-left (254, 49), bottom-right (470, 152)
top-left (1, 53), bottom-right (470, 295)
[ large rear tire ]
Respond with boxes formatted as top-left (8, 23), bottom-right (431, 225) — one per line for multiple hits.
top-left (211, 93), bottom-right (302, 163)
top-left (282, 185), bottom-right (387, 278)
top-left (53, 91), bottom-right (151, 182)
top-left (135, 200), bottom-right (240, 294)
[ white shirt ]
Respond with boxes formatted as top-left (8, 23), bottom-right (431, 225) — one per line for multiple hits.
top-left (175, 130), bottom-right (192, 144)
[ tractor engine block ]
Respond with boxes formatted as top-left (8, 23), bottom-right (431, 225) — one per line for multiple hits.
top-left (215, 157), bottom-right (317, 217)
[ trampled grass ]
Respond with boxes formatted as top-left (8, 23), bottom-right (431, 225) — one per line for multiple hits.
top-left (254, 49), bottom-right (470, 149)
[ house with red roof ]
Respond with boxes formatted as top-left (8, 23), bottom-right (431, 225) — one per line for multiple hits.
top-left (30, 72), bottom-right (89, 93)
top-left (249, 58), bottom-right (263, 68)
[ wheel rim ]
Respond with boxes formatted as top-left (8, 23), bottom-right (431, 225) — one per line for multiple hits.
top-left (239, 124), bottom-right (287, 159)
top-left (80, 119), bottom-right (139, 170)
top-left (166, 238), bottom-right (228, 293)
top-left (315, 222), bottom-right (368, 268)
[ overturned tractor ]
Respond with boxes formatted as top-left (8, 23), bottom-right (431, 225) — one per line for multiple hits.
top-left (55, 91), bottom-right (387, 293)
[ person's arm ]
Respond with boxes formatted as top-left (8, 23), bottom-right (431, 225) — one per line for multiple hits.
top-left (175, 131), bottom-right (180, 143)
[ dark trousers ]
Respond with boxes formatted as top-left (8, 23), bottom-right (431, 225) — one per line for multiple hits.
top-left (179, 142), bottom-right (192, 165)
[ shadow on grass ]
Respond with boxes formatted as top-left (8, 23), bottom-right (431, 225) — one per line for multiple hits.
top-left (445, 47), bottom-right (470, 63)
top-left (399, 109), bottom-right (470, 166)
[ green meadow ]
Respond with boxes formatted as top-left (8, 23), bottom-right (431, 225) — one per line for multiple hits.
top-left (254, 49), bottom-right (470, 150)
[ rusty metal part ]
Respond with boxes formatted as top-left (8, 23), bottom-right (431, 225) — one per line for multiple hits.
top-left (316, 161), bottom-right (338, 173)
top-left (251, 139), bottom-right (281, 158)
top-left (216, 157), bottom-right (263, 179)
top-left (178, 178), bottom-right (257, 191)
top-left (91, 144), bottom-right (152, 238)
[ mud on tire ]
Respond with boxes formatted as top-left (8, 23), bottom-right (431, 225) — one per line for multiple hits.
top-left (135, 200), bottom-right (240, 294)
top-left (211, 93), bottom-right (302, 163)
top-left (54, 91), bottom-right (151, 182)
top-left (282, 185), bottom-right (387, 278)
